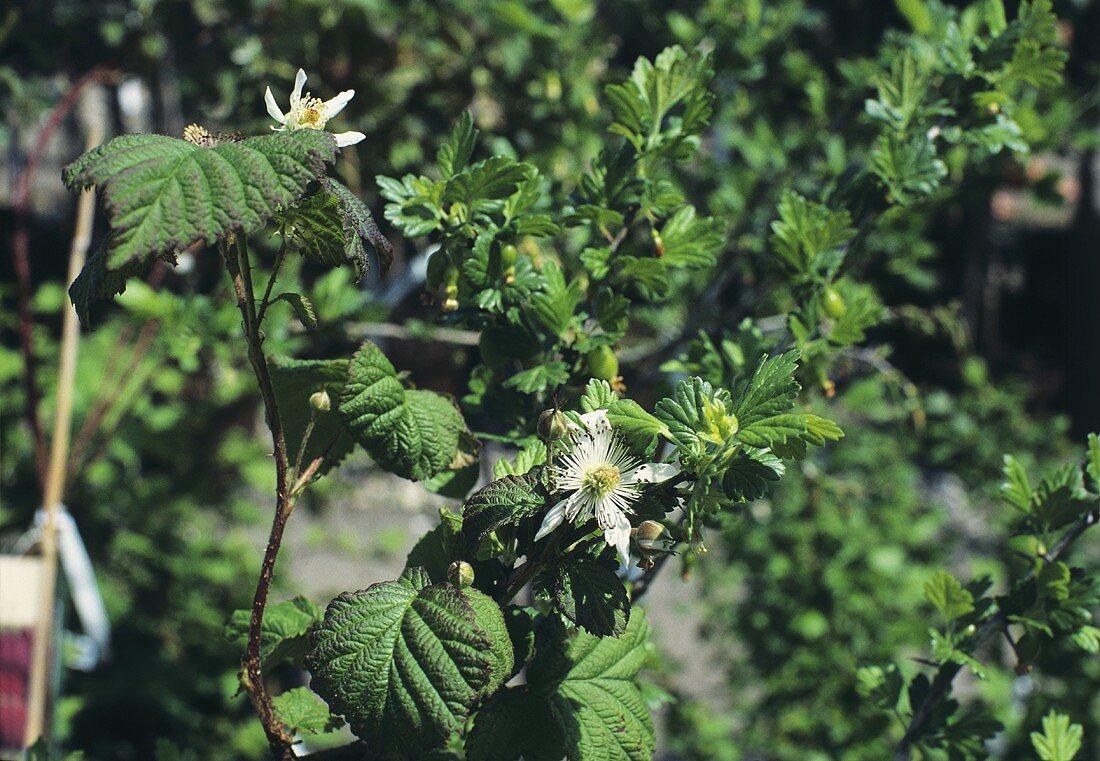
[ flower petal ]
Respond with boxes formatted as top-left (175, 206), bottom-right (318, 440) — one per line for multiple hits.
top-left (322, 89), bottom-right (355, 118)
top-left (630, 461), bottom-right (681, 484)
top-left (264, 87), bottom-right (286, 124)
top-left (291, 68), bottom-right (307, 105)
top-left (534, 499), bottom-right (569, 541)
top-left (333, 130), bottom-right (366, 148)
top-left (604, 510), bottom-right (632, 567)
top-left (579, 409), bottom-right (611, 434)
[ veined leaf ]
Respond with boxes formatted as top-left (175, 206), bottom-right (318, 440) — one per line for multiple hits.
top-left (437, 112), bottom-right (477, 179)
top-left (269, 356), bottom-right (354, 476)
top-left (535, 558), bottom-right (630, 637)
top-left (657, 205), bottom-right (726, 269)
top-left (307, 568), bottom-right (513, 757)
top-left (338, 341), bottom-right (476, 482)
top-left (924, 571), bottom-right (975, 621)
top-left (271, 688), bottom-right (343, 736)
top-left (1030, 710), bottom-right (1083, 761)
top-left (527, 610), bottom-right (655, 761)
top-left (607, 399), bottom-right (669, 455)
top-left (462, 471), bottom-right (549, 546)
top-left (224, 596), bottom-right (322, 675)
top-left (63, 130), bottom-right (337, 268)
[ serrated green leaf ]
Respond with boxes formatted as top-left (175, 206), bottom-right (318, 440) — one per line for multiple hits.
top-left (732, 351), bottom-right (802, 428)
top-left (1001, 454), bottom-right (1033, 512)
top-left (871, 133), bottom-right (947, 206)
top-left (531, 260), bottom-right (582, 337)
top-left (462, 471), bottom-right (549, 546)
top-left (64, 130), bottom-right (337, 268)
top-left (225, 596), bottom-right (322, 675)
top-left (607, 399), bottom-right (669, 454)
top-left (405, 509), bottom-right (466, 584)
top-left (769, 192), bottom-right (854, 275)
top-left (467, 688), bottom-right (565, 761)
top-left (492, 440), bottom-right (548, 479)
top-left (581, 379), bottom-right (616, 413)
top-left (536, 558), bottom-right (630, 637)
top-left (273, 292), bottom-right (317, 329)
top-left (657, 205), bottom-right (725, 269)
top-left (338, 341), bottom-right (475, 481)
top-left (269, 356), bottom-right (354, 477)
top-left (307, 568), bottom-right (513, 757)
top-left (924, 571), bottom-right (975, 621)
top-left (1030, 710), bottom-right (1083, 761)
top-left (1085, 433), bottom-right (1100, 492)
top-left (437, 112), bottom-right (477, 179)
top-left (444, 157), bottom-right (533, 208)
top-left (722, 450), bottom-right (785, 502)
top-left (527, 610), bottom-right (655, 761)
top-left (654, 377), bottom-right (736, 457)
top-left (272, 687), bottom-right (343, 736)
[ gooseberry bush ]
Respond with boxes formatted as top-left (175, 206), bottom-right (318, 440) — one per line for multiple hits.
top-left (60, 1), bottom-right (1097, 758)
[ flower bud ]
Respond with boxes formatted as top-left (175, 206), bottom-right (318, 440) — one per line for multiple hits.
top-left (631, 520), bottom-right (674, 569)
top-left (538, 409), bottom-right (569, 442)
top-left (447, 560), bottom-right (475, 589)
top-left (309, 390), bottom-right (331, 412)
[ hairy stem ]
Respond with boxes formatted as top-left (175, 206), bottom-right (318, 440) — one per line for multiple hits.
top-left (226, 235), bottom-right (297, 759)
top-left (256, 231), bottom-right (289, 326)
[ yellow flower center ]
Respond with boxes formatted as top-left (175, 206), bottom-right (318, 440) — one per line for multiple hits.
top-left (581, 464), bottom-right (621, 499)
top-left (291, 95), bottom-right (328, 130)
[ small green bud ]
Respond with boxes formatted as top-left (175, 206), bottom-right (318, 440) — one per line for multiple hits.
top-left (822, 286), bottom-right (847, 319)
top-left (632, 520), bottom-right (674, 569)
top-left (538, 409), bottom-right (569, 441)
top-left (309, 390), bottom-right (331, 412)
top-left (447, 560), bottom-right (475, 589)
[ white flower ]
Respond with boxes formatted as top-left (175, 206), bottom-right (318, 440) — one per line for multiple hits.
top-left (265, 68), bottom-right (365, 148)
top-left (535, 410), bottom-right (680, 566)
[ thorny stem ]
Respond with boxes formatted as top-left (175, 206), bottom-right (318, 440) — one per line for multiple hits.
top-left (892, 503), bottom-right (1100, 761)
top-left (226, 235), bottom-right (297, 760)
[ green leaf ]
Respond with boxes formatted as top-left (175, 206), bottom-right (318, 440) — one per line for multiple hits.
top-left (492, 440), bottom-right (548, 479)
top-left (1030, 710), bottom-right (1083, 761)
top-left (306, 568), bottom-right (513, 757)
top-left (1085, 433), bottom-right (1100, 492)
top-left (377, 173), bottom-right (446, 237)
top-left (606, 46), bottom-right (714, 159)
top-left (924, 571), bottom-right (975, 621)
top-left (535, 558), bottom-right (630, 637)
top-left (68, 235), bottom-right (154, 326)
top-left (1001, 454), bottom-right (1033, 512)
top-left (272, 292), bottom-right (317, 329)
top-left (527, 609), bottom-right (655, 761)
top-left (444, 157), bottom-right (533, 208)
top-left (581, 379), bottom-right (616, 413)
top-left (269, 356), bottom-right (354, 476)
top-left (722, 450), bottom-right (785, 502)
top-left (732, 351), bottom-right (802, 429)
top-left (468, 688), bottom-right (565, 761)
top-left (769, 192), bottom-right (854, 275)
top-left (531, 260), bottom-right (582, 337)
top-left (338, 341), bottom-right (476, 481)
top-left (437, 112), bottom-right (477, 179)
top-left (63, 130), bottom-right (337, 268)
top-left (462, 471), bottom-right (549, 546)
top-left (503, 361), bottom-right (571, 394)
top-left (284, 179), bottom-right (393, 280)
top-left (870, 134), bottom-right (947, 206)
top-left (224, 596), bottom-right (322, 674)
top-left (654, 377), bottom-right (736, 457)
top-left (405, 509), bottom-right (466, 584)
top-left (607, 399), bottom-right (669, 454)
top-left (271, 687), bottom-right (343, 736)
top-left (657, 206), bottom-right (725, 269)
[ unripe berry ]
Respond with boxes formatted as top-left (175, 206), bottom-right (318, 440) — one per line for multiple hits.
top-left (500, 243), bottom-right (518, 285)
top-left (586, 345), bottom-right (619, 382)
